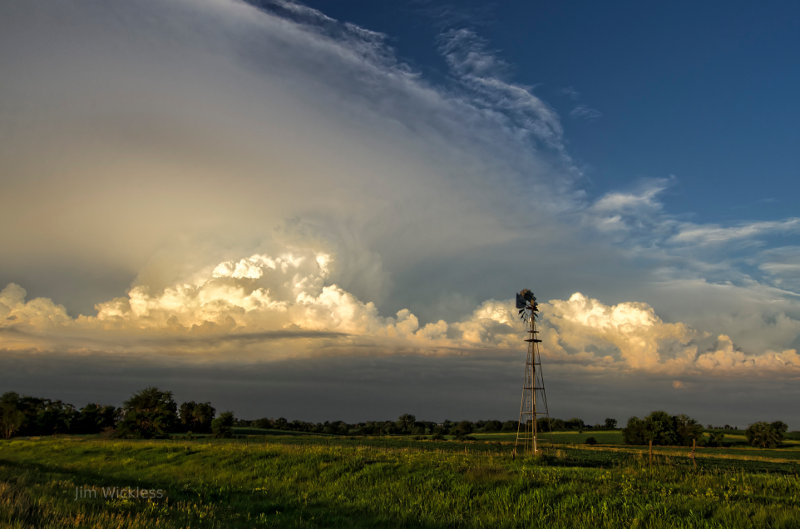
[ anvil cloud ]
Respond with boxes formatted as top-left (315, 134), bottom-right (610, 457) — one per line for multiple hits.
top-left (1, 0), bottom-right (798, 425)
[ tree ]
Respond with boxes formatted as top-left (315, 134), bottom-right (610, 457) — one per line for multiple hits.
top-left (253, 418), bottom-right (272, 429)
top-left (73, 403), bottom-right (117, 434)
top-left (565, 418), bottom-right (585, 431)
top-left (644, 411), bottom-right (676, 445)
top-left (746, 421), bottom-right (786, 448)
top-left (0, 393), bottom-right (24, 439)
top-left (452, 420), bottom-right (473, 438)
top-left (179, 401), bottom-right (215, 433)
top-left (704, 431), bottom-right (725, 447)
top-left (673, 414), bottom-right (703, 446)
top-left (501, 420), bottom-right (517, 432)
top-left (212, 411), bottom-right (235, 438)
top-left (537, 417), bottom-right (553, 432)
top-left (117, 387), bottom-right (178, 439)
top-left (622, 416), bottom-right (647, 444)
top-left (623, 411), bottom-right (702, 446)
top-left (396, 413), bottom-right (416, 434)
top-left (483, 420), bottom-right (503, 433)
top-left (604, 418), bottom-right (617, 430)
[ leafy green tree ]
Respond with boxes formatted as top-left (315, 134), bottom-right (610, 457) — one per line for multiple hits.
top-left (673, 414), bottom-right (703, 446)
top-left (501, 420), bottom-right (517, 432)
top-left (179, 401), bottom-right (215, 433)
top-left (117, 387), bottom-right (178, 439)
top-left (396, 413), bottom-right (416, 434)
top-left (483, 420), bottom-right (503, 432)
top-left (644, 411), bottom-right (676, 445)
top-left (452, 420), bottom-right (473, 437)
top-left (565, 418), bottom-right (585, 431)
top-left (704, 431), bottom-right (725, 447)
top-left (604, 418), bottom-right (618, 429)
top-left (253, 418), bottom-right (272, 429)
top-left (622, 416), bottom-right (648, 444)
top-left (537, 417), bottom-right (554, 432)
top-left (623, 411), bottom-right (702, 446)
top-left (212, 411), bottom-right (235, 438)
top-left (0, 392), bottom-right (24, 439)
top-left (36, 400), bottom-right (76, 434)
top-left (746, 421), bottom-right (786, 448)
top-left (73, 403), bottom-right (117, 434)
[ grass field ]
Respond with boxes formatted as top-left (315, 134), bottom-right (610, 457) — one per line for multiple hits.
top-left (1, 434), bottom-right (799, 528)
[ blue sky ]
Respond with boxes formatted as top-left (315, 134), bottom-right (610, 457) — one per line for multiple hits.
top-left (1, 0), bottom-right (799, 426)
top-left (306, 1), bottom-right (800, 221)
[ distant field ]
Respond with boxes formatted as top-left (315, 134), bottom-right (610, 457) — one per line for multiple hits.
top-left (1, 434), bottom-right (799, 528)
top-left (473, 430), bottom-right (624, 444)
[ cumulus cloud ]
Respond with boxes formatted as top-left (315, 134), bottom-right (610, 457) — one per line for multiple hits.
top-left (540, 293), bottom-right (800, 376)
top-left (0, 247), bottom-right (518, 358)
top-left (3, 253), bottom-right (798, 379)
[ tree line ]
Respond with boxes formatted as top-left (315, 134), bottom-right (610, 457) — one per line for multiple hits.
top-left (621, 411), bottom-right (789, 449)
top-left (0, 389), bottom-right (789, 448)
top-left (0, 388), bottom-right (233, 439)
top-left (0, 388), bottom-right (616, 440)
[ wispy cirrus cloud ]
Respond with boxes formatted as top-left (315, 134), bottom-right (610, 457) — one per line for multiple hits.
top-left (437, 27), bottom-right (567, 154)
top-left (669, 218), bottom-right (800, 246)
top-left (569, 104), bottom-right (602, 121)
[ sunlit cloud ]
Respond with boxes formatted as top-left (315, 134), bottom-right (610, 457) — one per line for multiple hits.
top-left (1, 0), bottom-right (800, 424)
top-left (3, 247), bottom-right (798, 380)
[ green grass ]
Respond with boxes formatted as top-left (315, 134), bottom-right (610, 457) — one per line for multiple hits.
top-left (1, 435), bottom-right (799, 528)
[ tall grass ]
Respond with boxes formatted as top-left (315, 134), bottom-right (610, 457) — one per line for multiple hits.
top-left (1, 436), bottom-right (798, 528)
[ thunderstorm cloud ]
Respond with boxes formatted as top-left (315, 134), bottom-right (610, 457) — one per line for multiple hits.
top-left (1, 0), bottom-right (799, 425)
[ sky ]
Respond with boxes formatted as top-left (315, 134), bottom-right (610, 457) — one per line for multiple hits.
top-left (1, 0), bottom-right (799, 427)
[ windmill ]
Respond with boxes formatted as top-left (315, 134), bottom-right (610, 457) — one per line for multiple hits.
top-left (514, 289), bottom-right (550, 455)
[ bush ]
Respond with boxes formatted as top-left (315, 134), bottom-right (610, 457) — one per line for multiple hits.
top-left (585, 436), bottom-right (597, 445)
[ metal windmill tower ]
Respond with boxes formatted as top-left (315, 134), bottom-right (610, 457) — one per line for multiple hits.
top-left (514, 289), bottom-right (550, 455)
